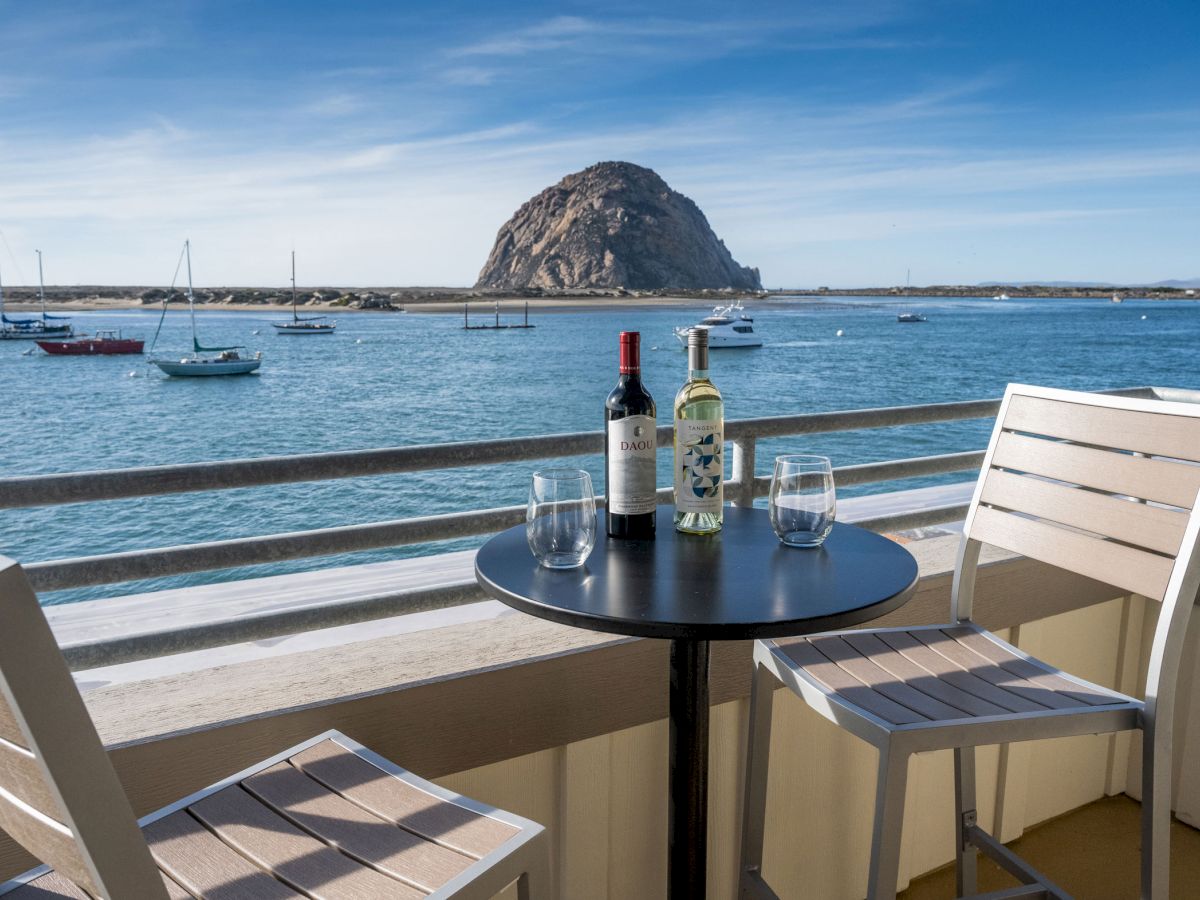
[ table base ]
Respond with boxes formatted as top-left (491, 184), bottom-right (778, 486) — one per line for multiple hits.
top-left (670, 638), bottom-right (710, 899)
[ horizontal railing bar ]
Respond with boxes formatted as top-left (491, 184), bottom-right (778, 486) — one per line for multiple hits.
top-left (0, 398), bottom-right (1016, 510)
top-left (28, 505), bottom-right (529, 592)
top-left (0, 431), bottom-right (605, 510)
top-left (848, 503), bottom-right (970, 534)
top-left (750, 450), bottom-right (986, 497)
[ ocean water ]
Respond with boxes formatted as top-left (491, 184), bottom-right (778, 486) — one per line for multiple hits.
top-left (2, 295), bottom-right (1196, 605)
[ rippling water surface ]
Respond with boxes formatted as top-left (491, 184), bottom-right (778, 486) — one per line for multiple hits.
top-left (3, 295), bottom-right (1196, 604)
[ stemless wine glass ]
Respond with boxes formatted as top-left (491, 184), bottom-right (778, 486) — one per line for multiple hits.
top-left (526, 468), bottom-right (597, 568)
top-left (769, 455), bottom-right (836, 547)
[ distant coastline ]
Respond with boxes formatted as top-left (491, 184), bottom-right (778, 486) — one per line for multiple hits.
top-left (3, 283), bottom-right (1195, 314)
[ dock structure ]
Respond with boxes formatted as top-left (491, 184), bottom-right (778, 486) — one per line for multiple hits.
top-left (463, 300), bottom-right (535, 330)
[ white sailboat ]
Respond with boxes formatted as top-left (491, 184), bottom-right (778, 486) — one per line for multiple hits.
top-left (149, 240), bottom-right (262, 377)
top-left (0, 251), bottom-right (73, 340)
top-left (273, 252), bottom-right (336, 334)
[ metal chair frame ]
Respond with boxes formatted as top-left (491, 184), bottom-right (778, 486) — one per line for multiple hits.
top-left (740, 384), bottom-right (1200, 900)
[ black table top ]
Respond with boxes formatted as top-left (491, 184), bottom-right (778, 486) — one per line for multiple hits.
top-left (475, 506), bottom-right (919, 641)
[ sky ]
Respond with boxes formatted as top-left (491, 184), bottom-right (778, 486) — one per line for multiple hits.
top-left (0, 0), bottom-right (1197, 288)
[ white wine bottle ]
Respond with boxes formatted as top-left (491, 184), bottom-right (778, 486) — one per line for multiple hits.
top-left (674, 328), bottom-right (723, 534)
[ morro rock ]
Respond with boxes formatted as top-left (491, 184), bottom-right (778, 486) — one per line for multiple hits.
top-left (476, 161), bottom-right (761, 291)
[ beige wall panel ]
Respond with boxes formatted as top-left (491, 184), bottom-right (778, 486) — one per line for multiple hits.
top-left (559, 733), bottom-right (611, 898)
top-left (608, 718), bottom-right (668, 898)
top-left (759, 691), bottom-right (879, 899)
top-left (707, 698), bottom-right (749, 899)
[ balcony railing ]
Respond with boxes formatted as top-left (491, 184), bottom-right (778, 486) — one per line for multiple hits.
top-left (2, 385), bottom-right (1193, 669)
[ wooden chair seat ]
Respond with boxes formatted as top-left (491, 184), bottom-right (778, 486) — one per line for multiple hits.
top-left (1, 733), bottom-right (542, 899)
top-left (774, 623), bottom-right (1139, 731)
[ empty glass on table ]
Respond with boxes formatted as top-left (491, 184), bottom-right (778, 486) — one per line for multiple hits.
top-left (526, 468), bottom-right (597, 568)
top-left (769, 455), bottom-right (836, 547)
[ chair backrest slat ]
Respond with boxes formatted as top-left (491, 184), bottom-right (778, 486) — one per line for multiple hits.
top-left (1004, 393), bottom-right (1200, 463)
top-left (979, 468), bottom-right (1188, 557)
top-left (991, 431), bottom-right (1200, 509)
top-left (971, 505), bottom-right (1175, 601)
top-left (0, 558), bottom-right (167, 899)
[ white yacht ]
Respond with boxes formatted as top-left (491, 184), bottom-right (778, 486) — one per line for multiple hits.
top-left (674, 301), bottom-right (762, 348)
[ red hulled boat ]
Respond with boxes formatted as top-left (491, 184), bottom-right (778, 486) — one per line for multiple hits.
top-left (36, 329), bottom-right (144, 355)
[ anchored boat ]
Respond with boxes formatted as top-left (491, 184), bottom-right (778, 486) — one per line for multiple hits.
top-left (148, 240), bottom-right (262, 377)
top-left (273, 252), bottom-right (336, 334)
top-left (37, 329), bottom-right (144, 355)
top-left (674, 301), bottom-right (762, 348)
top-left (0, 251), bottom-right (73, 340)
top-left (896, 312), bottom-right (928, 323)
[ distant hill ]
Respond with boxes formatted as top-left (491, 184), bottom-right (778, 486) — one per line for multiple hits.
top-left (476, 161), bottom-right (762, 291)
top-left (978, 278), bottom-right (1200, 289)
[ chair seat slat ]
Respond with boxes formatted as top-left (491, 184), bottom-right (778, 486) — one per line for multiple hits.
top-left (291, 739), bottom-right (519, 860)
top-left (0, 744), bottom-right (61, 822)
top-left (778, 640), bottom-right (929, 725)
top-left (992, 431), bottom-right (1200, 509)
top-left (0, 804), bottom-right (88, 895)
top-left (243, 761), bottom-right (474, 893)
top-left (3, 871), bottom-right (90, 899)
top-left (838, 632), bottom-right (1011, 717)
top-left (807, 636), bottom-right (976, 721)
top-left (980, 468), bottom-right (1187, 555)
top-left (1005, 393), bottom-right (1200, 464)
top-left (943, 627), bottom-right (1126, 706)
top-left (0, 697), bottom-right (25, 750)
top-left (872, 631), bottom-right (1053, 713)
top-left (145, 810), bottom-right (302, 900)
top-left (189, 785), bottom-right (420, 900)
top-left (971, 505), bottom-right (1174, 601)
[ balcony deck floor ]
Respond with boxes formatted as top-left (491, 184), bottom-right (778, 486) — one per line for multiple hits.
top-left (900, 795), bottom-right (1200, 899)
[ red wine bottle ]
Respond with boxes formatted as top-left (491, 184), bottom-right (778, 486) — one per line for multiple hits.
top-left (605, 332), bottom-right (657, 538)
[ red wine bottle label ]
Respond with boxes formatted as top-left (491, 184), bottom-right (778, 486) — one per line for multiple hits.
top-left (674, 419), bottom-right (723, 514)
top-left (607, 414), bottom-right (657, 515)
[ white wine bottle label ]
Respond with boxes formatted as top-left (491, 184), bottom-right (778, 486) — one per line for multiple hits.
top-left (674, 418), bottom-right (723, 514)
top-left (607, 415), bottom-right (657, 515)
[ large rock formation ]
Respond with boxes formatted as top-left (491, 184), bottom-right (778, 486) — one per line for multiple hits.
top-left (476, 161), bottom-right (761, 291)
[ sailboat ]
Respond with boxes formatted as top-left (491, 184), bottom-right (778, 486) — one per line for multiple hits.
top-left (272, 252), bottom-right (335, 333)
top-left (0, 251), bottom-right (73, 340)
top-left (149, 240), bottom-right (262, 376)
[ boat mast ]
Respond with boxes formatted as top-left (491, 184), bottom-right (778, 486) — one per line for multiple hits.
top-left (185, 239), bottom-right (198, 351)
top-left (291, 250), bottom-right (298, 323)
top-left (36, 250), bottom-right (45, 320)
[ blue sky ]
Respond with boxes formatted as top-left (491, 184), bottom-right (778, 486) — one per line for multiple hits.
top-left (0, 0), bottom-right (1197, 287)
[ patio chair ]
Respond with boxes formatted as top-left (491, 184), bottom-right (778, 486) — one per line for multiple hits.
top-left (0, 556), bottom-right (549, 899)
top-left (740, 384), bottom-right (1200, 900)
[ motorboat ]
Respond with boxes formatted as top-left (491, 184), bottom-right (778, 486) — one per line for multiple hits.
top-left (896, 312), bottom-right (928, 323)
top-left (148, 240), bottom-right (263, 377)
top-left (1111, 293), bottom-right (1123, 303)
top-left (37, 329), bottom-right (144, 355)
top-left (991, 293), bottom-right (1010, 301)
top-left (273, 252), bottom-right (336, 334)
top-left (673, 301), bottom-right (762, 348)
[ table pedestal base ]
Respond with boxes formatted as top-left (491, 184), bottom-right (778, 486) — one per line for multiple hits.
top-left (669, 638), bottom-right (710, 899)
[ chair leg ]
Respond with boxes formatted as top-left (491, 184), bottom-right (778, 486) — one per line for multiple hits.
top-left (739, 661), bottom-right (777, 895)
top-left (954, 746), bottom-right (979, 897)
top-left (867, 747), bottom-right (909, 900)
top-left (1140, 724), bottom-right (1170, 900)
top-left (515, 843), bottom-right (552, 900)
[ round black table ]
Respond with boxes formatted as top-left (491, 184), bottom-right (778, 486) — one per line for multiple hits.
top-left (475, 506), bottom-right (919, 899)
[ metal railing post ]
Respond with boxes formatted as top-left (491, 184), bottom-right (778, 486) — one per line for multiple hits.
top-left (730, 437), bottom-right (757, 508)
